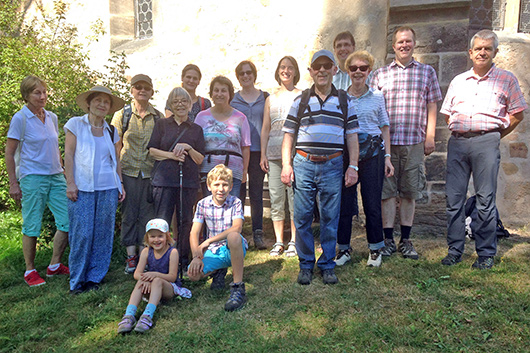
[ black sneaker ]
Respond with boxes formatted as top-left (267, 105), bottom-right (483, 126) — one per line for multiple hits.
top-left (398, 239), bottom-right (419, 260)
top-left (441, 253), bottom-right (462, 266)
top-left (224, 282), bottom-right (247, 311)
top-left (297, 269), bottom-right (313, 285)
top-left (380, 238), bottom-right (397, 257)
top-left (472, 256), bottom-right (494, 270)
top-left (321, 269), bottom-right (338, 285)
top-left (253, 230), bottom-right (266, 250)
top-left (210, 268), bottom-right (227, 290)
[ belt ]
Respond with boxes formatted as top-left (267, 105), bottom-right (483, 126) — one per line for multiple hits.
top-left (296, 150), bottom-right (342, 162)
top-left (451, 129), bottom-right (500, 138)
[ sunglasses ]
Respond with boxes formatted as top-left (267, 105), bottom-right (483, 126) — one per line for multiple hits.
top-left (310, 62), bottom-right (333, 71)
top-left (348, 65), bottom-right (370, 72)
top-left (238, 70), bottom-right (253, 77)
top-left (133, 84), bottom-right (152, 91)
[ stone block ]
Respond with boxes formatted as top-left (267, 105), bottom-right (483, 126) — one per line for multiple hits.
top-left (109, 16), bottom-right (134, 36)
top-left (430, 182), bottom-right (446, 193)
top-left (440, 53), bottom-right (469, 85)
top-left (388, 21), bottom-right (469, 54)
top-left (415, 54), bottom-right (439, 75)
top-left (501, 162), bottom-right (519, 175)
top-left (509, 142), bottom-right (528, 158)
top-left (109, 0), bottom-right (134, 15)
top-left (425, 153), bottom-right (446, 182)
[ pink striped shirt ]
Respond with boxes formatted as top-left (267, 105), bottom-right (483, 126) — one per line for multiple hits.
top-left (369, 60), bottom-right (442, 145)
top-left (441, 65), bottom-right (527, 132)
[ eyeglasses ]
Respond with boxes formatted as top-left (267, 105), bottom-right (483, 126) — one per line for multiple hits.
top-left (172, 99), bottom-right (189, 106)
top-left (238, 70), bottom-right (253, 77)
top-left (348, 65), bottom-right (370, 72)
top-left (133, 84), bottom-right (152, 91)
top-left (310, 62), bottom-right (333, 71)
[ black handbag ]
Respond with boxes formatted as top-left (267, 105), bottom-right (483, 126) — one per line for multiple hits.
top-left (358, 133), bottom-right (383, 162)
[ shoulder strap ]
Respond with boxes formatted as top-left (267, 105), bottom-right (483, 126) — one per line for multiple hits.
top-left (153, 108), bottom-right (163, 121)
top-left (122, 104), bottom-right (133, 134)
top-left (296, 89), bottom-right (312, 120)
top-left (200, 97), bottom-right (205, 111)
top-left (337, 89), bottom-right (349, 128)
top-left (107, 125), bottom-right (116, 144)
top-left (19, 109), bottom-right (28, 144)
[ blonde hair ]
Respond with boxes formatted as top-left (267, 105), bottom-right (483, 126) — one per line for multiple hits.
top-left (20, 75), bottom-right (47, 102)
top-left (345, 50), bottom-right (375, 71)
top-left (143, 229), bottom-right (174, 247)
top-left (207, 164), bottom-right (233, 187)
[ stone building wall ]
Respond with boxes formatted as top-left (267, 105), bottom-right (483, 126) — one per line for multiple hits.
top-left (19, 0), bottom-right (530, 227)
top-left (390, 0), bottom-right (530, 228)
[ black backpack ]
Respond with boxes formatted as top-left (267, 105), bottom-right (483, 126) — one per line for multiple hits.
top-left (464, 195), bottom-right (510, 239)
top-left (121, 103), bottom-right (163, 135)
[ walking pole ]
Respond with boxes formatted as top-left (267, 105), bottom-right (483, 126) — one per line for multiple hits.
top-left (177, 161), bottom-right (184, 280)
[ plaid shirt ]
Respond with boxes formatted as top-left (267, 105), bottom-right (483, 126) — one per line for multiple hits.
top-left (369, 59), bottom-right (442, 145)
top-left (193, 194), bottom-right (247, 254)
top-left (441, 64), bottom-right (527, 132)
top-left (111, 103), bottom-right (159, 178)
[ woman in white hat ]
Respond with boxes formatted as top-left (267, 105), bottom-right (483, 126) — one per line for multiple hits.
top-left (64, 85), bottom-right (126, 294)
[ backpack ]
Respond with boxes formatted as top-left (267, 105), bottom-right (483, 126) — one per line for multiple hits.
top-left (121, 104), bottom-right (163, 135)
top-left (294, 88), bottom-right (349, 151)
top-left (464, 195), bottom-right (510, 240)
top-left (296, 88), bottom-right (348, 122)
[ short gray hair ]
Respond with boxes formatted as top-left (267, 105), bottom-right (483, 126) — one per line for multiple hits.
top-left (470, 29), bottom-right (499, 51)
top-left (166, 87), bottom-right (191, 113)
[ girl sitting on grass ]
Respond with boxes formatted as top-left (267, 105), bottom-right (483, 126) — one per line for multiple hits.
top-left (118, 218), bottom-right (191, 333)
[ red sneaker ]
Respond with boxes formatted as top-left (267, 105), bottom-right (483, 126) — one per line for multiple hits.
top-left (124, 255), bottom-right (138, 274)
top-left (24, 271), bottom-right (46, 287)
top-left (46, 263), bottom-right (70, 277)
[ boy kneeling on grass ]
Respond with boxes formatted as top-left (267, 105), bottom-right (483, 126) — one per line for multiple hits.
top-left (187, 164), bottom-right (248, 311)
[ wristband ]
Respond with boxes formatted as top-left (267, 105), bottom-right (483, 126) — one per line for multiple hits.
top-left (348, 165), bottom-right (359, 171)
top-left (384, 154), bottom-right (391, 158)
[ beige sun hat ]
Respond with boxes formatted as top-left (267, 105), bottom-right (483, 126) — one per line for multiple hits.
top-left (76, 85), bottom-right (126, 115)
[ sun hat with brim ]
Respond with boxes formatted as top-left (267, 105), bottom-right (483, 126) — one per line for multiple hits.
top-left (76, 85), bottom-right (126, 115)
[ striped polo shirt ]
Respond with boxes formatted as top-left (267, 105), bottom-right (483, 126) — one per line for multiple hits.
top-left (282, 85), bottom-right (359, 155)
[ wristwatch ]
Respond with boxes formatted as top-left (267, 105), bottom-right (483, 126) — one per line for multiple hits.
top-left (348, 165), bottom-right (359, 171)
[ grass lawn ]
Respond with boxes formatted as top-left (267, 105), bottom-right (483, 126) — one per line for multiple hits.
top-left (1, 210), bottom-right (529, 353)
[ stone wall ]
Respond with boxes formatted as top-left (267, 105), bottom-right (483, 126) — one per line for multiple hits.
top-left (390, 0), bottom-right (530, 228)
top-left (19, 0), bottom-right (530, 227)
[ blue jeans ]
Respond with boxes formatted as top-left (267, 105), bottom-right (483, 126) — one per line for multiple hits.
top-left (293, 153), bottom-right (343, 270)
top-left (239, 151), bottom-right (265, 232)
top-left (338, 152), bottom-right (385, 250)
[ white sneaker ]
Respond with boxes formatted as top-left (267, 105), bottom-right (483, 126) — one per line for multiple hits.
top-left (335, 248), bottom-right (352, 266)
top-left (367, 250), bottom-right (382, 267)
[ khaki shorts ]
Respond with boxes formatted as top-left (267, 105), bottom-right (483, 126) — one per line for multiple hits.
top-left (382, 143), bottom-right (426, 200)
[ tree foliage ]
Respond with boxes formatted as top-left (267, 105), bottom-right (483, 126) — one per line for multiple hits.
top-left (0, 0), bottom-right (129, 210)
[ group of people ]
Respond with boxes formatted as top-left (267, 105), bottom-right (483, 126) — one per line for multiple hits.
top-left (6, 25), bottom-right (526, 331)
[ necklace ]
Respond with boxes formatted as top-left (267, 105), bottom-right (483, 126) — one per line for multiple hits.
top-left (90, 122), bottom-right (104, 129)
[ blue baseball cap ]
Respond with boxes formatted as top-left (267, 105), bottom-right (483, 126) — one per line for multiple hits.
top-left (311, 49), bottom-right (336, 65)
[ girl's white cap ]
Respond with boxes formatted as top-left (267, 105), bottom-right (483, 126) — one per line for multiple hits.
top-left (145, 218), bottom-right (169, 233)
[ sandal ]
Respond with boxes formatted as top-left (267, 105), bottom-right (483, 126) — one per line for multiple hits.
top-left (269, 242), bottom-right (284, 256)
top-left (285, 241), bottom-right (297, 257)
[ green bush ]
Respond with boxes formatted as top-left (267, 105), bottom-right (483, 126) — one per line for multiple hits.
top-left (0, 0), bottom-right (129, 237)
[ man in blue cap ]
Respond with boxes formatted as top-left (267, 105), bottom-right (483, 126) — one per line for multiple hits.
top-left (281, 50), bottom-right (359, 285)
